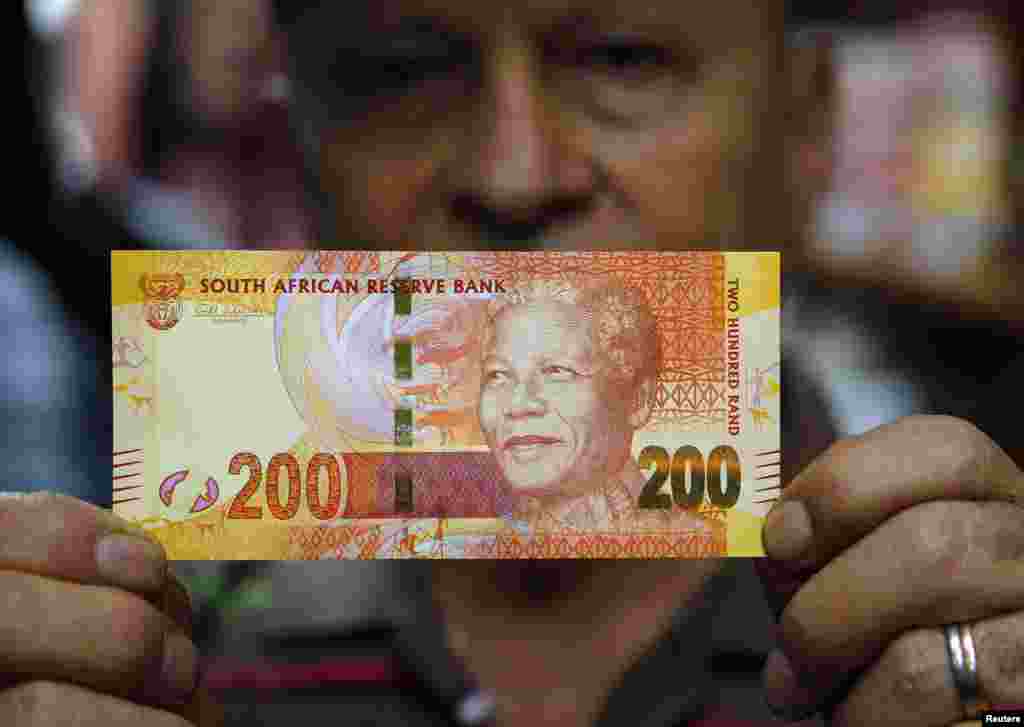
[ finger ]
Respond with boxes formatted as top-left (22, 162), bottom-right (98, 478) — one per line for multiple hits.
top-left (181, 687), bottom-right (224, 727)
top-left (762, 416), bottom-right (1024, 571)
top-left (767, 499), bottom-right (1024, 712)
top-left (829, 610), bottom-right (1024, 727)
top-left (753, 557), bottom-right (816, 620)
top-left (0, 492), bottom-right (168, 593)
top-left (161, 575), bottom-right (194, 638)
top-left (0, 571), bottom-right (199, 707)
top-left (0, 680), bottom-right (194, 727)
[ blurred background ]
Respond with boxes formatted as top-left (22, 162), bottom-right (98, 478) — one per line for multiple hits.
top-left (7, 0), bottom-right (1023, 507)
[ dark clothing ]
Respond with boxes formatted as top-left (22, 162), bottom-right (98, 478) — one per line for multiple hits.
top-left (183, 560), bottom-right (809, 727)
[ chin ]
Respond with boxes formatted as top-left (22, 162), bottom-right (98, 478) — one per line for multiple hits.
top-left (490, 560), bottom-right (602, 604)
top-left (500, 474), bottom-right (567, 498)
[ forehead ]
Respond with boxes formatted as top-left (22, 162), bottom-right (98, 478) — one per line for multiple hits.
top-left (488, 301), bottom-right (591, 352)
top-left (298, 0), bottom-right (779, 47)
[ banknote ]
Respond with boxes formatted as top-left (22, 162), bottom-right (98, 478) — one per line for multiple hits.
top-left (112, 250), bottom-right (780, 559)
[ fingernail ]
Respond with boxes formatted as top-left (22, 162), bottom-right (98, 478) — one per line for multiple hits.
top-left (763, 650), bottom-right (817, 721)
top-left (95, 533), bottom-right (167, 592)
top-left (160, 628), bottom-right (199, 704)
top-left (763, 500), bottom-right (813, 562)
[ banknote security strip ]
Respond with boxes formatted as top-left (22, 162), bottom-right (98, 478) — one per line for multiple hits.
top-left (395, 396), bottom-right (416, 449)
top-left (395, 278), bottom-right (415, 518)
top-left (113, 250), bottom-right (781, 559)
top-left (394, 277), bottom-right (414, 458)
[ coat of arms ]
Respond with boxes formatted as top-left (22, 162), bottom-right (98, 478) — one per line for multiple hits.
top-left (140, 273), bottom-right (186, 330)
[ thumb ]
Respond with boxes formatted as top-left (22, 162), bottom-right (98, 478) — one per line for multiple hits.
top-left (180, 686), bottom-right (224, 727)
top-left (753, 557), bottom-right (814, 621)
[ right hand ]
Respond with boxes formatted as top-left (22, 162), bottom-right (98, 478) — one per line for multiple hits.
top-left (0, 492), bottom-right (216, 725)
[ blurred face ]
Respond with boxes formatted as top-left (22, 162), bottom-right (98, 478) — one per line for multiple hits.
top-left (294, 0), bottom-right (788, 250)
top-left (188, 0), bottom-right (275, 121)
top-left (479, 300), bottom-right (634, 499)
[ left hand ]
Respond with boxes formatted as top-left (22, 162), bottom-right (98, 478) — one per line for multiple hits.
top-left (758, 415), bottom-right (1024, 726)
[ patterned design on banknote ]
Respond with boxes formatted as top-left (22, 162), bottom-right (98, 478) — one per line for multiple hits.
top-left (461, 251), bottom-right (727, 429)
top-left (371, 454), bottom-right (511, 518)
top-left (313, 452), bottom-right (513, 518)
top-left (490, 528), bottom-right (726, 559)
top-left (288, 523), bottom-right (386, 560)
top-left (112, 448), bottom-right (144, 507)
top-left (284, 521), bottom-right (726, 560)
top-left (312, 250), bottom-right (382, 275)
top-left (113, 305), bottom-right (155, 418)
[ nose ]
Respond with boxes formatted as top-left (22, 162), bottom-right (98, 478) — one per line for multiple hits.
top-left (504, 374), bottom-right (547, 419)
top-left (449, 42), bottom-right (596, 245)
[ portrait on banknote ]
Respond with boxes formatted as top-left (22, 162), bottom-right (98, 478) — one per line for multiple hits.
top-left (478, 277), bottom-right (714, 538)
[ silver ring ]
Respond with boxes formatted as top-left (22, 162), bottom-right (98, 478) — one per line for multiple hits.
top-left (943, 622), bottom-right (989, 720)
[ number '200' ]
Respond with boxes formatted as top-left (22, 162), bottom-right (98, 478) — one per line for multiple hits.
top-left (637, 445), bottom-right (742, 510)
top-left (227, 452), bottom-right (343, 520)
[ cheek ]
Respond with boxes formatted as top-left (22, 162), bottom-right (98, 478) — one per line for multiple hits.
top-left (319, 129), bottom-right (454, 245)
top-left (477, 391), bottom-right (499, 435)
top-left (595, 74), bottom-right (760, 245)
top-left (607, 114), bottom-right (733, 243)
top-left (555, 387), bottom-right (604, 446)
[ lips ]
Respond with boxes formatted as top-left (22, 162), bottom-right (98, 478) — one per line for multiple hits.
top-left (503, 435), bottom-right (563, 450)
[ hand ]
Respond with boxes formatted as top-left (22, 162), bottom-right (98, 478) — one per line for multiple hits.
top-left (758, 416), bottom-right (1024, 726)
top-left (0, 492), bottom-right (215, 725)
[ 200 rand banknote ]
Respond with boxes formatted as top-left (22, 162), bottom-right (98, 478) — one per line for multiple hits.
top-left (112, 250), bottom-right (780, 559)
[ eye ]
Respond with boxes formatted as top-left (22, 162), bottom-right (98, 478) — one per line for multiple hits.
top-left (371, 50), bottom-right (470, 93)
top-left (545, 32), bottom-right (700, 125)
top-left (329, 49), bottom-right (471, 98)
top-left (575, 40), bottom-right (674, 80)
top-left (542, 365), bottom-right (579, 381)
top-left (484, 369), bottom-right (512, 386)
top-left (323, 21), bottom-right (478, 102)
